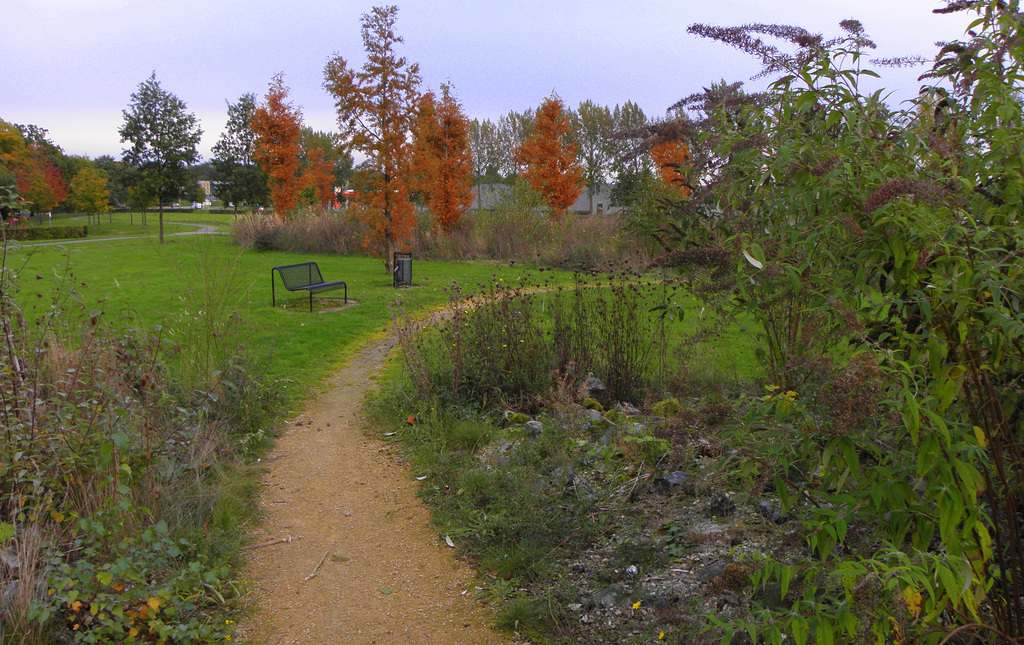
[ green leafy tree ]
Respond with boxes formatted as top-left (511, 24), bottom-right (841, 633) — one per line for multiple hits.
top-left (67, 165), bottom-right (112, 223)
top-left (186, 180), bottom-right (206, 205)
top-left (93, 155), bottom-right (130, 208)
top-left (570, 100), bottom-right (614, 213)
top-left (125, 180), bottom-right (157, 220)
top-left (301, 127), bottom-right (353, 192)
top-left (15, 124), bottom-right (64, 167)
top-left (190, 160), bottom-right (216, 181)
top-left (323, 4), bottom-right (421, 272)
top-left (498, 109), bottom-right (534, 177)
top-left (212, 93), bottom-right (269, 213)
top-left (608, 101), bottom-right (652, 207)
top-left (468, 118), bottom-right (503, 187)
top-left (118, 72), bottom-right (203, 243)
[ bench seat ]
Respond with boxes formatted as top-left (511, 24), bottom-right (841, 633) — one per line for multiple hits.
top-left (272, 262), bottom-right (347, 312)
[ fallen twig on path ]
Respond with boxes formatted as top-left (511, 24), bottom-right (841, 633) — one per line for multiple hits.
top-left (303, 550), bottom-right (330, 582)
top-left (241, 535), bottom-right (298, 551)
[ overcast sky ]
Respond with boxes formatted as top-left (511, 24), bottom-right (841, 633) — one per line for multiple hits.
top-left (2, 1), bottom-right (973, 160)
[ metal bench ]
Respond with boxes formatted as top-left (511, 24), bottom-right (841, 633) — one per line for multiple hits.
top-left (271, 262), bottom-right (347, 312)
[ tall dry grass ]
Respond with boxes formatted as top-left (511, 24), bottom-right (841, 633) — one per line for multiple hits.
top-left (233, 209), bottom-right (368, 255)
top-left (0, 526), bottom-right (49, 644)
top-left (234, 201), bottom-right (650, 269)
top-left (419, 207), bottom-right (651, 269)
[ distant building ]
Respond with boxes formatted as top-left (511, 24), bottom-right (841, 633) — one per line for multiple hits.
top-left (571, 185), bottom-right (621, 215)
top-left (469, 183), bottom-right (622, 215)
top-left (197, 180), bottom-right (221, 199)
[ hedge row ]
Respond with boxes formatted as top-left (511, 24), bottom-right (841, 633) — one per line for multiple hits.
top-left (4, 225), bottom-right (88, 241)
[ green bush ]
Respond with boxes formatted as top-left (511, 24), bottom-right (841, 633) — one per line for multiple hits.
top-left (666, 5), bottom-right (1024, 641)
top-left (32, 505), bottom-right (236, 644)
top-left (4, 225), bottom-right (88, 241)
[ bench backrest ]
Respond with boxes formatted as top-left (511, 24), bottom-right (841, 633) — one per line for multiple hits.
top-left (276, 262), bottom-right (325, 289)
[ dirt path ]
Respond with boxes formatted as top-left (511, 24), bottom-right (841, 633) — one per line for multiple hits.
top-left (238, 334), bottom-right (508, 644)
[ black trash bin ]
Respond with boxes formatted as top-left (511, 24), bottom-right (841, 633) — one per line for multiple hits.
top-left (393, 251), bottom-right (412, 288)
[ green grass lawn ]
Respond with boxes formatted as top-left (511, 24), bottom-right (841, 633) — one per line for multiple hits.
top-left (6, 232), bottom-right (543, 404)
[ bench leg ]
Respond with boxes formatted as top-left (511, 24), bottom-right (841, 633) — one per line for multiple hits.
top-left (309, 291), bottom-right (313, 313)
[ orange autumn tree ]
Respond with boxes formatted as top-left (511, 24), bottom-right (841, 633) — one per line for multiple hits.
top-left (299, 148), bottom-right (335, 208)
top-left (410, 89), bottom-right (439, 196)
top-left (411, 85), bottom-right (474, 232)
top-left (1, 121), bottom-right (68, 214)
top-left (15, 151), bottom-right (67, 214)
top-left (513, 93), bottom-right (584, 217)
top-left (251, 73), bottom-right (303, 218)
top-left (324, 5), bottom-right (420, 272)
top-left (650, 137), bottom-right (692, 197)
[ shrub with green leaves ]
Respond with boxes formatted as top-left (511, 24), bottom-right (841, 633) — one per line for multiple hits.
top-left (648, 3), bottom-right (1024, 642)
top-left (33, 504), bottom-right (236, 644)
top-left (4, 225), bottom-right (88, 241)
